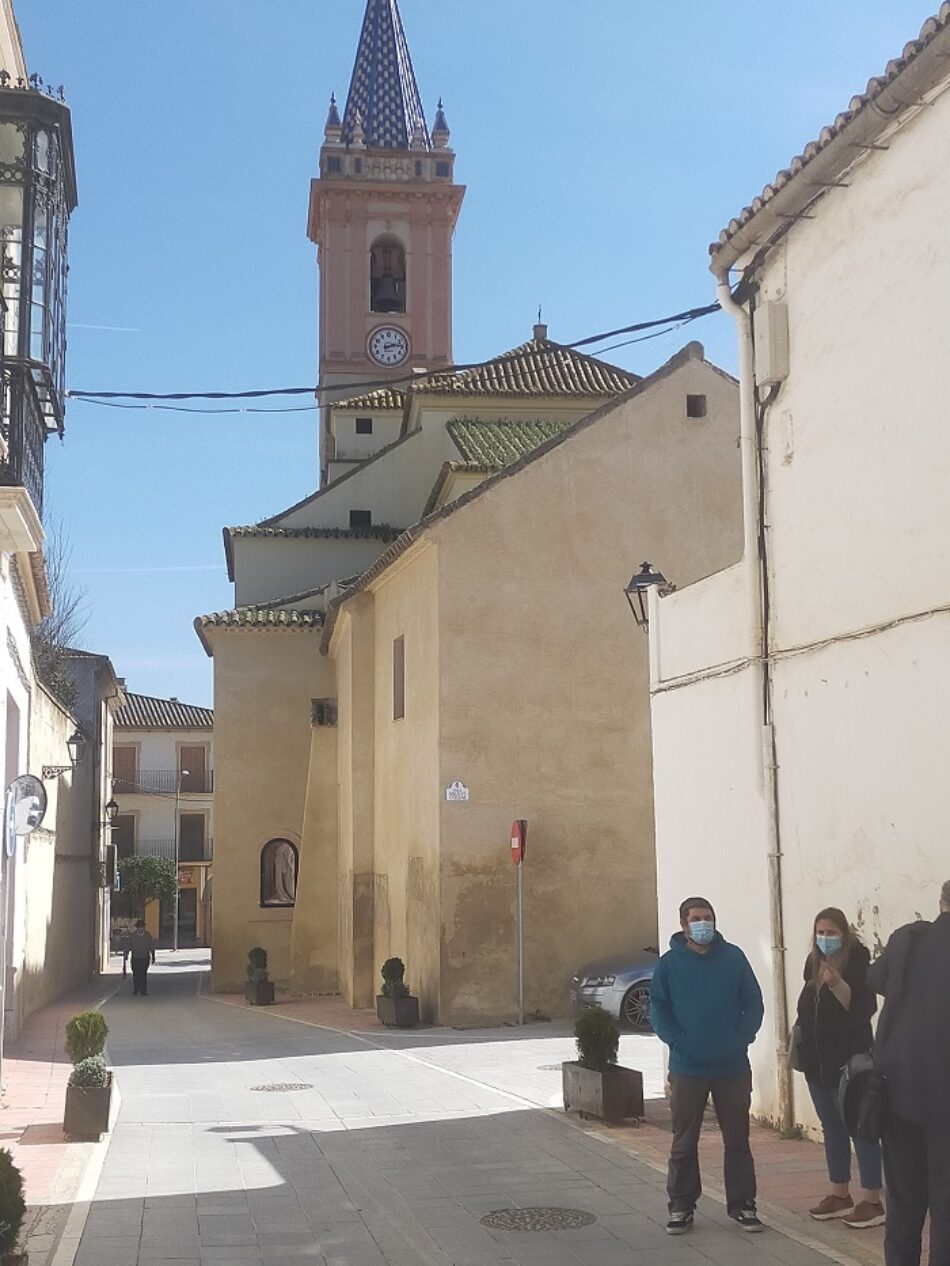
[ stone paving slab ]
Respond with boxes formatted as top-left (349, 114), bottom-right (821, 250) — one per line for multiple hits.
top-left (63, 956), bottom-right (862, 1266)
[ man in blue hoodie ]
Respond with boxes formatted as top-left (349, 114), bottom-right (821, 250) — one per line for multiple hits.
top-left (651, 897), bottom-right (765, 1235)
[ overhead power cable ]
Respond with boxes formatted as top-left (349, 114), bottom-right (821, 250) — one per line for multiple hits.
top-left (65, 300), bottom-right (722, 406)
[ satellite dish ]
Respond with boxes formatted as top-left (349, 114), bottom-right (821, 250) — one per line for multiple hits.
top-left (5, 775), bottom-right (48, 856)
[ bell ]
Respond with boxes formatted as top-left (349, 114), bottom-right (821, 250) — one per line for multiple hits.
top-left (373, 274), bottom-right (401, 313)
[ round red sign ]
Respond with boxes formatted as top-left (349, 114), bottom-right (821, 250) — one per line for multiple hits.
top-left (510, 820), bottom-right (526, 866)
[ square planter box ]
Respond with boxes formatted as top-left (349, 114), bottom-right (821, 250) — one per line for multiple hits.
top-left (63, 1076), bottom-right (113, 1141)
top-left (245, 979), bottom-right (275, 1006)
top-left (376, 995), bottom-right (419, 1028)
top-left (562, 1062), bottom-right (644, 1124)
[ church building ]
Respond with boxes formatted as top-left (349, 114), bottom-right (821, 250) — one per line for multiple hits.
top-left (197, 0), bottom-right (743, 1024)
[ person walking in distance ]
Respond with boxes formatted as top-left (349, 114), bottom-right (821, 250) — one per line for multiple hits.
top-left (123, 919), bottom-right (156, 996)
top-left (650, 897), bottom-right (765, 1235)
top-left (795, 908), bottom-right (884, 1228)
top-left (868, 880), bottom-right (950, 1266)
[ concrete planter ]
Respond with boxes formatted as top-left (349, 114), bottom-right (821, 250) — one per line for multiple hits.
top-left (376, 995), bottom-right (419, 1028)
top-left (562, 1062), bottom-right (644, 1124)
top-left (245, 979), bottom-right (275, 1006)
top-left (63, 1076), bottom-right (113, 1140)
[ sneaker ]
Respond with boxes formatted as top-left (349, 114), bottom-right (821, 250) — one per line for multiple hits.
top-left (843, 1201), bottom-right (885, 1229)
top-left (809, 1195), bottom-right (854, 1221)
top-left (666, 1211), bottom-right (694, 1235)
top-left (731, 1202), bottom-right (764, 1232)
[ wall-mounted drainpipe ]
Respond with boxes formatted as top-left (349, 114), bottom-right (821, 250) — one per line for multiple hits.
top-left (714, 266), bottom-right (793, 1136)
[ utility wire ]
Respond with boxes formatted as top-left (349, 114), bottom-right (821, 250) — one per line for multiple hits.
top-left (66, 301), bottom-right (722, 407)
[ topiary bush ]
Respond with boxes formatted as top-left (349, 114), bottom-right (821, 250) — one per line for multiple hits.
top-left (381, 957), bottom-right (410, 999)
top-left (246, 947), bottom-right (269, 984)
top-left (574, 1006), bottom-right (620, 1072)
top-left (0, 1146), bottom-right (25, 1259)
top-left (68, 1055), bottom-right (111, 1089)
top-left (65, 1011), bottom-right (108, 1064)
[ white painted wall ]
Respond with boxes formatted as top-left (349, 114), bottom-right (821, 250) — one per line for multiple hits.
top-left (649, 68), bottom-right (950, 1129)
top-left (113, 728), bottom-right (213, 848)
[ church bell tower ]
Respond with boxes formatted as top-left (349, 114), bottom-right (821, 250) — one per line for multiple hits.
top-left (308, 0), bottom-right (465, 485)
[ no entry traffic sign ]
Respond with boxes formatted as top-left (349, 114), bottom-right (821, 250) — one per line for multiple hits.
top-left (510, 819), bottom-right (527, 866)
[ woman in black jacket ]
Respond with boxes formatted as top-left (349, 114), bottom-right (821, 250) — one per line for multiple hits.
top-left (796, 908), bottom-right (883, 1229)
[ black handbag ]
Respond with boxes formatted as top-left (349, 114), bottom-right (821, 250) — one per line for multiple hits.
top-left (838, 1053), bottom-right (888, 1142)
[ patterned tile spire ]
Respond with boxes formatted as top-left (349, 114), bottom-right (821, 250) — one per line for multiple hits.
top-left (342, 0), bottom-right (431, 150)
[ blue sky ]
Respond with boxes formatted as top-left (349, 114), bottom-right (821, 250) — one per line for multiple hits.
top-left (16, 0), bottom-right (937, 707)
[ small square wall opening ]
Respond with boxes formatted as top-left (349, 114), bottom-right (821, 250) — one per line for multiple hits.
top-left (686, 394), bottom-right (708, 419)
top-left (355, 417), bottom-right (373, 435)
top-left (349, 509), bottom-right (372, 528)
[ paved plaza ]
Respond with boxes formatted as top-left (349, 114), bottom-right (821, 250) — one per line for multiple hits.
top-left (44, 954), bottom-right (853, 1266)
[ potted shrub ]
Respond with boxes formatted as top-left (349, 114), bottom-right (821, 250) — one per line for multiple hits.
top-left (245, 947), bottom-right (275, 1006)
top-left (0, 1147), bottom-right (26, 1264)
top-left (562, 1006), bottom-right (644, 1125)
top-left (63, 1010), bottom-right (112, 1141)
top-left (376, 957), bottom-right (419, 1028)
top-left (63, 1057), bottom-right (113, 1141)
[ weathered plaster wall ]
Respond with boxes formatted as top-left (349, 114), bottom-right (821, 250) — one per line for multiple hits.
top-left (232, 536), bottom-right (392, 608)
top-left (209, 628), bottom-right (337, 991)
top-left (366, 543), bottom-right (441, 1020)
top-left (427, 353), bottom-right (742, 1025)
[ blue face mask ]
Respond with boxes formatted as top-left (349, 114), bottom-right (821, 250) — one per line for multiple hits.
top-left (816, 934), bottom-right (843, 956)
top-left (688, 920), bottom-right (715, 946)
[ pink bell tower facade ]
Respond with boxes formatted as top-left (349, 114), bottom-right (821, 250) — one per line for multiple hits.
top-left (308, 0), bottom-right (465, 486)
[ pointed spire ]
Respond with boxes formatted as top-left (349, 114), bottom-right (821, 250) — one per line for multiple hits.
top-left (324, 93), bottom-right (342, 143)
top-left (432, 97), bottom-right (450, 148)
top-left (342, 0), bottom-right (431, 150)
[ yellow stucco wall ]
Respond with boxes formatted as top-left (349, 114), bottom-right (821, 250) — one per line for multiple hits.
top-left (352, 351), bottom-right (742, 1025)
top-left (207, 628), bottom-right (338, 991)
top-left (367, 544), bottom-right (442, 1020)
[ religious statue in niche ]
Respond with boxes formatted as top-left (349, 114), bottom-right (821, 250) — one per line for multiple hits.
top-left (261, 839), bottom-right (298, 907)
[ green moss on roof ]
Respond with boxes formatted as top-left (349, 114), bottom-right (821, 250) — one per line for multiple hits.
top-left (447, 417), bottom-right (576, 467)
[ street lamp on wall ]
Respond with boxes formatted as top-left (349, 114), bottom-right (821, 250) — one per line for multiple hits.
top-left (42, 727), bottom-right (86, 779)
top-left (104, 798), bottom-right (119, 824)
top-left (623, 562), bottom-right (673, 633)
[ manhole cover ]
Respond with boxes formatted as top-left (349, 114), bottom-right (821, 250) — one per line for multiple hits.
top-left (481, 1208), bottom-right (596, 1232)
top-left (249, 1083), bottom-right (314, 1093)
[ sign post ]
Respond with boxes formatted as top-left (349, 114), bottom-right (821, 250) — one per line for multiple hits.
top-left (510, 820), bottom-right (527, 1025)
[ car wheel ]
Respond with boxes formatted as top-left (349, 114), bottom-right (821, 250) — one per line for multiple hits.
top-left (621, 981), bottom-right (652, 1032)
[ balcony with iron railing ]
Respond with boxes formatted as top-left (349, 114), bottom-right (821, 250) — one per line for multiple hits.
top-left (113, 770), bottom-right (214, 795)
top-left (133, 839), bottom-right (213, 864)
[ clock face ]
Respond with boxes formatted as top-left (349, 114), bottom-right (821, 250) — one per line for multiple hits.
top-left (368, 326), bottom-right (410, 367)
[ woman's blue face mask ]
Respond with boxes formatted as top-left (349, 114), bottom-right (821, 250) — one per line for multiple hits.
top-left (816, 934), bottom-right (843, 956)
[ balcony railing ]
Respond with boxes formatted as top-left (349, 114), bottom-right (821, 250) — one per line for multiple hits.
top-left (114, 770), bottom-right (214, 795)
top-left (136, 839), bottom-right (213, 863)
top-left (0, 381), bottom-right (46, 517)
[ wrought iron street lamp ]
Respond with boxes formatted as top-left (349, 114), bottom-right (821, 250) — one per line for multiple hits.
top-left (42, 727), bottom-right (85, 779)
top-left (104, 798), bottom-right (119, 824)
top-left (623, 562), bottom-right (673, 632)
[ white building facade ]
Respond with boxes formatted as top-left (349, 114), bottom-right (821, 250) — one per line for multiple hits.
top-left (648, 6), bottom-right (950, 1132)
top-left (112, 693), bottom-right (214, 948)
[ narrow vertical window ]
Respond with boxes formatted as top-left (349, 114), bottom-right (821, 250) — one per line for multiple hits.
top-left (393, 636), bottom-right (405, 720)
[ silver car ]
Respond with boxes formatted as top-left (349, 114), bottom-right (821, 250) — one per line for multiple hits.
top-left (570, 947), bottom-right (658, 1031)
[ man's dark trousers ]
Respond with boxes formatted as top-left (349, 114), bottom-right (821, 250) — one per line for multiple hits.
top-left (883, 1115), bottom-right (950, 1266)
top-left (668, 1071), bottom-right (756, 1214)
top-left (131, 959), bottom-right (149, 995)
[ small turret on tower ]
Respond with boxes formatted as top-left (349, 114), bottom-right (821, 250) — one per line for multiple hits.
top-left (324, 93), bottom-right (342, 145)
top-left (432, 98), bottom-right (451, 149)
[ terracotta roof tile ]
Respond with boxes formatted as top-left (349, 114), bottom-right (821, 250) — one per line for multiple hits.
top-left (332, 386), bottom-right (407, 411)
top-left (115, 692), bottom-right (213, 731)
top-left (713, 4), bottom-right (950, 258)
top-left (226, 525), bottom-right (405, 543)
top-left (196, 607), bottom-right (323, 634)
top-left (412, 339), bottom-right (639, 398)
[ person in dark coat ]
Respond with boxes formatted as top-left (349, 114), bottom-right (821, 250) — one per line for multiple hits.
top-left (795, 908), bottom-right (882, 1228)
top-left (123, 920), bottom-right (156, 995)
top-left (868, 881), bottom-right (950, 1266)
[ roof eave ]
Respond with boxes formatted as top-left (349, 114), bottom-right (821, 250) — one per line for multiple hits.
top-left (711, 14), bottom-right (950, 275)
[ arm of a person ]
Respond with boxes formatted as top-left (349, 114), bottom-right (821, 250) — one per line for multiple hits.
top-left (149, 934), bottom-right (156, 964)
top-left (649, 961), bottom-right (684, 1051)
top-left (738, 955), bottom-right (765, 1045)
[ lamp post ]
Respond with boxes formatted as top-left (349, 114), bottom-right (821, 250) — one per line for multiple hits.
top-left (172, 769), bottom-right (188, 953)
top-left (623, 562), bottom-right (674, 632)
top-left (41, 727), bottom-right (86, 780)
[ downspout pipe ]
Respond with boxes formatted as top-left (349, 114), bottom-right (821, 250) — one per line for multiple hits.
top-left (714, 266), bottom-right (794, 1136)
